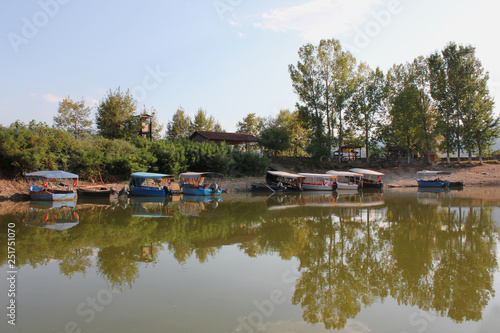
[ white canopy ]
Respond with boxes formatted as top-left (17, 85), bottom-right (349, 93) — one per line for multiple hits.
top-left (349, 168), bottom-right (384, 176)
top-left (298, 173), bottom-right (337, 179)
top-left (326, 170), bottom-right (363, 177)
top-left (267, 171), bottom-right (304, 179)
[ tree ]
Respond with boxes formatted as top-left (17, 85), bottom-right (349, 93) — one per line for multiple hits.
top-left (236, 113), bottom-right (262, 136)
top-left (53, 97), bottom-right (93, 139)
top-left (289, 39), bottom-right (357, 160)
top-left (390, 85), bottom-right (421, 164)
top-left (258, 125), bottom-right (291, 156)
top-left (95, 88), bottom-right (139, 140)
top-left (166, 107), bottom-right (192, 140)
top-left (192, 108), bottom-right (223, 132)
top-left (274, 109), bottom-right (308, 156)
top-left (347, 64), bottom-right (386, 163)
top-left (428, 42), bottom-right (496, 163)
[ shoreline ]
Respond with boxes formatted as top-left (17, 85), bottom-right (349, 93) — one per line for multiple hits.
top-left (1, 163), bottom-right (499, 202)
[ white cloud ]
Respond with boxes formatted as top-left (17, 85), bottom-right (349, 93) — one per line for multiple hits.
top-left (254, 0), bottom-right (381, 42)
top-left (42, 94), bottom-right (63, 103)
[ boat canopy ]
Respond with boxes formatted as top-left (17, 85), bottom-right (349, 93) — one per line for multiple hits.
top-left (25, 170), bottom-right (79, 179)
top-left (298, 173), bottom-right (337, 179)
top-left (416, 170), bottom-right (452, 177)
top-left (179, 172), bottom-right (224, 179)
top-left (267, 171), bottom-right (305, 179)
top-left (131, 172), bottom-right (174, 179)
top-left (349, 168), bottom-right (384, 176)
top-left (326, 170), bottom-right (363, 177)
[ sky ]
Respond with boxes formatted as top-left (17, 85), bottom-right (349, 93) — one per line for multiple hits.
top-left (1, 0), bottom-right (499, 134)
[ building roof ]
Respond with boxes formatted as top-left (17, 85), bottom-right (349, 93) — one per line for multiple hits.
top-left (189, 131), bottom-right (258, 143)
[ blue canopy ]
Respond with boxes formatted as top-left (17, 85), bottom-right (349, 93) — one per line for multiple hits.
top-left (130, 172), bottom-right (174, 179)
top-left (25, 171), bottom-right (79, 179)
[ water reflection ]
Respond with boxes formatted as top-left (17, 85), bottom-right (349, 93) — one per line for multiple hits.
top-left (1, 188), bottom-right (499, 330)
top-left (26, 201), bottom-right (79, 230)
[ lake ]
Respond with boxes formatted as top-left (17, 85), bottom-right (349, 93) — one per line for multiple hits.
top-left (1, 187), bottom-right (500, 333)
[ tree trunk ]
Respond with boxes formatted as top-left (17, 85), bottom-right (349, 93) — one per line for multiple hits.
top-left (365, 124), bottom-right (370, 164)
top-left (478, 142), bottom-right (483, 165)
top-left (338, 112), bottom-right (343, 163)
top-left (407, 136), bottom-right (411, 164)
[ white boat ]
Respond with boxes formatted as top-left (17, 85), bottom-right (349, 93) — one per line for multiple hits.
top-left (326, 170), bottom-right (363, 190)
top-left (298, 173), bottom-right (338, 191)
top-left (349, 168), bottom-right (384, 189)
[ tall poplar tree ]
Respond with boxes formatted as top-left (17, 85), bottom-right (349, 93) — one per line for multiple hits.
top-left (428, 42), bottom-right (496, 163)
top-left (166, 107), bottom-right (193, 140)
top-left (347, 64), bottom-right (386, 163)
top-left (289, 39), bottom-right (357, 159)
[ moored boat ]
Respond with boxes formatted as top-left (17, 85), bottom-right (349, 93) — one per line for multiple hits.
top-left (326, 170), bottom-right (363, 190)
top-left (416, 171), bottom-right (454, 188)
top-left (349, 168), bottom-right (384, 189)
top-left (77, 186), bottom-right (117, 198)
top-left (298, 173), bottom-right (338, 191)
top-left (251, 171), bottom-right (305, 192)
top-left (129, 172), bottom-right (175, 197)
top-left (179, 172), bottom-right (224, 196)
top-left (25, 170), bottom-right (78, 201)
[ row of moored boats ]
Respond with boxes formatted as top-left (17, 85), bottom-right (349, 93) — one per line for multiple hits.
top-left (25, 171), bottom-right (224, 201)
top-left (24, 168), bottom-right (463, 201)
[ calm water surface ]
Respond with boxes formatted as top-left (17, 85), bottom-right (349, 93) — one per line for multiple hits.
top-left (1, 187), bottom-right (500, 333)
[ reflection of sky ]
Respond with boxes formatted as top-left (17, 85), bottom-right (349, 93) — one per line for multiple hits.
top-left (493, 207), bottom-right (500, 230)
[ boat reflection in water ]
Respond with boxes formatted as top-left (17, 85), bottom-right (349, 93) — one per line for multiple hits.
top-left (267, 190), bottom-right (384, 210)
top-left (129, 196), bottom-right (176, 218)
top-left (179, 195), bottom-right (222, 216)
top-left (26, 201), bottom-right (79, 230)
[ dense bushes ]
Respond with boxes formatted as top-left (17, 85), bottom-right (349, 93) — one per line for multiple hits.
top-left (148, 139), bottom-right (269, 177)
top-left (0, 122), bottom-right (269, 180)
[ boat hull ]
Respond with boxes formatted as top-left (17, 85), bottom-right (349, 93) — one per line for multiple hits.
top-left (336, 182), bottom-right (361, 190)
top-left (30, 190), bottom-right (75, 201)
top-left (302, 184), bottom-right (335, 191)
top-left (129, 186), bottom-right (170, 197)
top-left (362, 181), bottom-right (383, 189)
top-left (417, 180), bottom-right (450, 188)
top-left (77, 188), bottom-right (113, 198)
top-left (182, 186), bottom-right (223, 196)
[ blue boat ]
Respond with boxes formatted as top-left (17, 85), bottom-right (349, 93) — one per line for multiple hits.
top-left (416, 171), bottom-right (451, 188)
top-left (179, 172), bottom-right (224, 196)
top-left (128, 172), bottom-right (175, 197)
top-left (25, 171), bottom-right (79, 201)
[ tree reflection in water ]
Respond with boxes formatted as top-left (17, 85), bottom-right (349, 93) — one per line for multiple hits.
top-left (0, 190), bottom-right (498, 328)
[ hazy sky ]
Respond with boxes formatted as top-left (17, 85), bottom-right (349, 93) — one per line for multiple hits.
top-left (1, 0), bottom-right (499, 133)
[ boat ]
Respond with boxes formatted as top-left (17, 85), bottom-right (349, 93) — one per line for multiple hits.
top-left (179, 172), bottom-right (223, 196)
top-left (128, 172), bottom-right (175, 197)
top-left (77, 186), bottom-right (117, 198)
top-left (416, 171), bottom-right (453, 188)
top-left (25, 170), bottom-right (79, 201)
top-left (349, 168), bottom-right (384, 189)
top-left (251, 171), bottom-right (304, 192)
top-left (298, 173), bottom-right (338, 191)
top-left (325, 170), bottom-right (363, 190)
